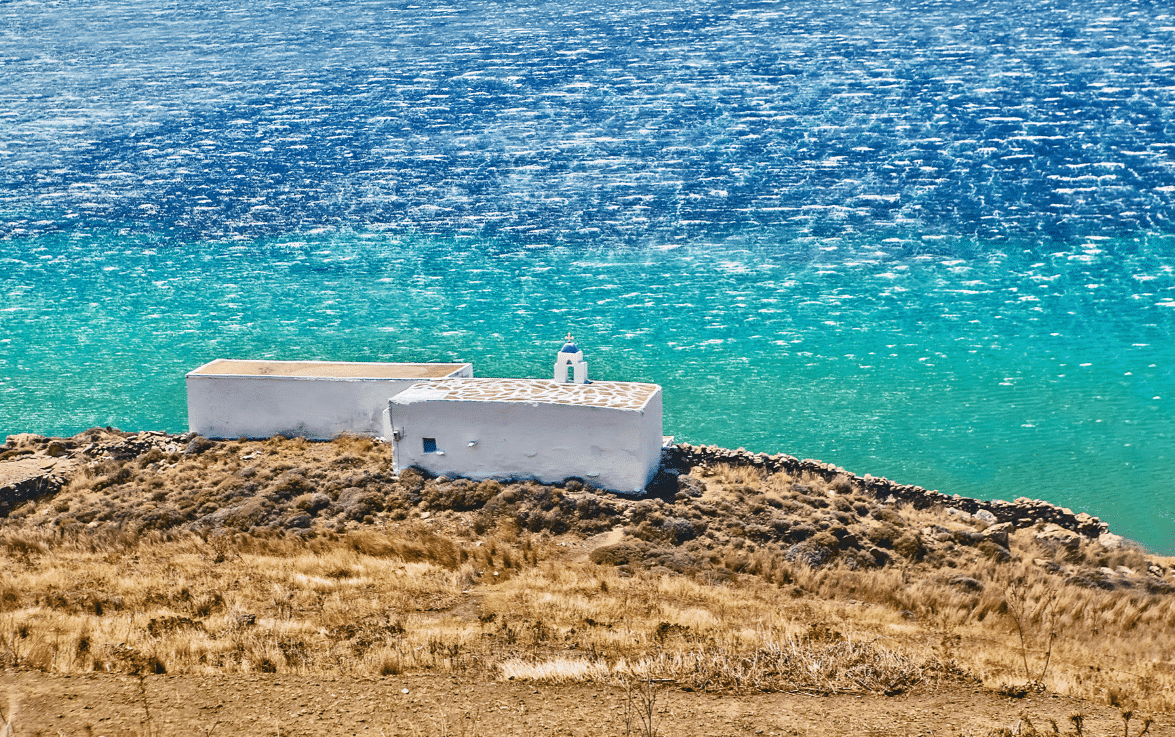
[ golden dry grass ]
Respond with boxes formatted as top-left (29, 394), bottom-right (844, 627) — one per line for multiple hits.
top-left (2, 433), bottom-right (1174, 719)
top-left (1, 521), bottom-right (1172, 713)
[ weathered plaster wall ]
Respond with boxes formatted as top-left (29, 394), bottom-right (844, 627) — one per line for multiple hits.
top-left (187, 365), bottom-right (473, 440)
top-left (390, 388), bottom-right (663, 493)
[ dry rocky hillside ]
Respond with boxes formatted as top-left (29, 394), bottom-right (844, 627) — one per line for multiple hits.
top-left (2, 428), bottom-right (1174, 736)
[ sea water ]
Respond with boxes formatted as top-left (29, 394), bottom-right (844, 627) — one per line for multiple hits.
top-left (1, 0), bottom-right (1173, 551)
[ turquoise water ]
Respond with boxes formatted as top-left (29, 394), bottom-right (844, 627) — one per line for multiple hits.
top-left (3, 229), bottom-right (1173, 551)
top-left (3, 0), bottom-right (1175, 550)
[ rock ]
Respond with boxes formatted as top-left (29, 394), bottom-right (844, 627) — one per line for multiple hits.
top-left (952, 529), bottom-right (985, 546)
top-left (1098, 532), bottom-right (1124, 550)
top-left (286, 513), bottom-right (313, 529)
top-left (1066, 571), bottom-right (1116, 590)
top-left (6, 433), bottom-right (47, 448)
top-left (979, 539), bottom-right (1012, 563)
top-left (1035, 524), bottom-right (1079, 543)
top-left (945, 507), bottom-right (971, 520)
top-left (295, 492), bottom-right (332, 514)
top-left (945, 575), bottom-right (984, 593)
top-left (784, 540), bottom-right (833, 568)
top-left (983, 522), bottom-right (1013, 548)
top-left (1036, 524), bottom-right (1081, 562)
top-left (1033, 558), bottom-right (1061, 573)
top-left (974, 509), bottom-right (998, 524)
top-left (185, 436), bottom-right (216, 456)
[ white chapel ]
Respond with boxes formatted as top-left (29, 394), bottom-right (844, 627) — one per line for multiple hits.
top-left (186, 337), bottom-right (666, 494)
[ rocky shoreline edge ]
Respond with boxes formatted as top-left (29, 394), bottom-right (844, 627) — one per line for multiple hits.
top-left (666, 443), bottom-right (1116, 544)
top-left (2, 428), bottom-right (1124, 550)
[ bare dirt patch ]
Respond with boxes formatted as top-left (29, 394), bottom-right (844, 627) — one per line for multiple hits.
top-left (1, 671), bottom-right (1149, 737)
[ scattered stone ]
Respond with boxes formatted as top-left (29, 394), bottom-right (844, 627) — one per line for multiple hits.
top-left (1033, 558), bottom-right (1061, 573)
top-left (1098, 532), bottom-right (1124, 549)
top-left (285, 513), bottom-right (313, 529)
top-left (951, 529), bottom-right (984, 546)
top-left (1035, 525), bottom-right (1079, 543)
top-left (784, 540), bottom-right (833, 568)
top-left (5, 433), bottom-right (47, 448)
top-left (982, 522), bottom-right (1012, 548)
top-left (944, 575), bottom-right (984, 593)
top-left (979, 539), bottom-right (1012, 563)
top-left (1066, 571), bottom-right (1116, 590)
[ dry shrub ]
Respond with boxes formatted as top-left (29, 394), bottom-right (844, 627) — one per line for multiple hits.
top-left (1, 533), bottom-right (48, 559)
top-left (893, 531), bottom-right (926, 560)
top-left (347, 529), bottom-right (461, 568)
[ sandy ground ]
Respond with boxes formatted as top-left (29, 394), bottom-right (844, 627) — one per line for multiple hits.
top-left (2, 671), bottom-right (1159, 737)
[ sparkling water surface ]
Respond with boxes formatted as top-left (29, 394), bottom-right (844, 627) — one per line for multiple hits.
top-left (2, 0), bottom-right (1174, 551)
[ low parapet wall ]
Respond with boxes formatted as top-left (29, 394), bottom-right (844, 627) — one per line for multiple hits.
top-left (666, 443), bottom-right (1109, 539)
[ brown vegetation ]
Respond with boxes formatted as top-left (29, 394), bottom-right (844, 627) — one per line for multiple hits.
top-left (2, 429), bottom-right (1175, 734)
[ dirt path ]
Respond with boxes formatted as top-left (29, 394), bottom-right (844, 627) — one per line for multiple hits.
top-left (2, 670), bottom-right (1157, 737)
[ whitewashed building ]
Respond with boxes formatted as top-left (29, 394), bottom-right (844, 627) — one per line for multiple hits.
top-left (390, 376), bottom-right (664, 493)
top-left (186, 359), bottom-right (472, 440)
top-left (186, 340), bottom-right (667, 493)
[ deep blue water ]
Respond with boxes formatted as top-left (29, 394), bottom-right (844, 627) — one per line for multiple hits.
top-left (2, 0), bottom-right (1174, 551)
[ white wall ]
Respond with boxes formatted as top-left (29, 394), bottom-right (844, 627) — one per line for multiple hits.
top-left (187, 366), bottom-right (473, 440)
top-left (390, 388), bottom-right (663, 493)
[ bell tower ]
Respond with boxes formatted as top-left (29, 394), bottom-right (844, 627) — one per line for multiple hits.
top-left (554, 333), bottom-right (588, 384)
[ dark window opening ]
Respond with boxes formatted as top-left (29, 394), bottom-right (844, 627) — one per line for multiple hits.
top-left (423, 437), bottom-right (437, 453)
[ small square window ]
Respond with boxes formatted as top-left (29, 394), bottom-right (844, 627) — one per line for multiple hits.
top-left (423, 437), bottom-right (437, 453)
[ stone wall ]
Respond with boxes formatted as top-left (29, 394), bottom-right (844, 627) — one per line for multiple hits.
top-left (666, 443), bottom-right (1109, 539)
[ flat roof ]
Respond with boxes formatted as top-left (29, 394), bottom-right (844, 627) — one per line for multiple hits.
top-left (187, 359), bottom-right (469, 380)
top-left (392, 378), bottom-right (660, 410)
